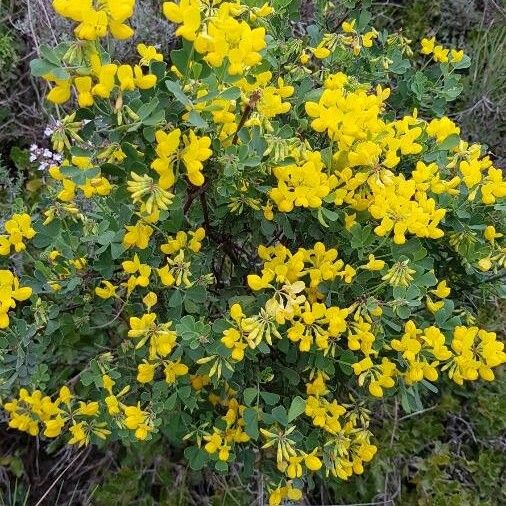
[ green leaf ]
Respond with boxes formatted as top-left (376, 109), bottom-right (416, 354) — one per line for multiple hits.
top-left (184, 447), bottom-right (208, 470)
top-left (143, 109), bottom-right (165, 127)
top-left (396, 305), bottom-right (412, 319)
top-left (169, 42), bottom-right (193, 75)
top-left (215, 461), bottom-right (229, 473)
top-left (260, 391), bottom-right (280, 405)
top-left (287, 396), bottom-right (306, 422)
top-left (271, 405), bottom-right (288, 426)
top-left (338, 350), bottom-right (356, 375)
top-left (168, 290), bottom-right (183, 308)
top-left (273, 0), bottom-right (294, 9)
top-left (187, 110), bottom-right (209, 129)
top-left (137, 98), bottom-right (159, 120)
top-left (317, 208), bottom-right (329, 228)
top-left (321, 207), bottom-right (339, 222)
top-left (60, 166), bottom-right (100, 185)
top-left (166, 80), bottom-right (192, 106)
top-left (414, 271), bottom-right (438, 287)
top-left (243, 407), bottom-right (259, 439)
top-left (39, 45), bottom-right (61, 65)
top-left (438, 134), bottom-right (461, 151)
top-left (389, 50), bottom-right (411, 74)
top-left (243, 387), bottom-right (258, 406)
top-left (421, 379), bottom-right (438, 394)
top-left (218, 87), bottom-right (242, 100)
top-left (30, 58), bottom-right (58, 77)
top-left (110, 243), bottom-right (125, 260)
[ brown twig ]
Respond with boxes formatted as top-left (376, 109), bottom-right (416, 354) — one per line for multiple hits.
top-left (183, 181), bottom-right (208, 214)
top-left (232, 90), bottom-right (261, 145)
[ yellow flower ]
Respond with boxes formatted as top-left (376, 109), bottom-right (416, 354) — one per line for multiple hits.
top-left (137, 44), bottom-right (163, 66)
top-left (46, 76), bottom-right (72, 104)
top-left (2, 213), bottom-right (36, 253)
top-left (133, 65), bottom-right (157, 89)
top-left (0, 270), bottom-right (33, 329)
top-left (431, 280), bottom-right (451, 299)
top-left (122, 254), bottom-right (151, 292)
top-left (102, 374), bottom-right (115, 393)
top-left (74, 401), bottom-right (99, 417)
top-left (181, 130), bottom-right (212, 186)
top-left (58, 386), bottom-right (72, 404)
top-left (427, 117), bottom-right (460, 143)
top-left (450, 49), bottom-right (464, 63)
top-left (137, 362), bottom-right (156, 383)
top-left (250, 2), bottom-right (274, 20)
top-left (478, 257), bottom-right (492, 272)
top-left (363, 254), bottom-right (385, 271)
top-left (43, 416), bottom-right (65, 438)
top-left (299, 51), bottom-right (310, 64)
top-left (143, 292), bottom-right (158, 310)
top-left (269, 151), bottom-right (337, 212)
top-left (128, 313), bottom-right (157, 339)
top-left (362, 30), bottom-right (378, 48)
top-left (70, 257), bottom-right (87, 270)
top-left (342, 19), bottom-right (356, 33)
top-left (158, 264), bottom-right (176, 286)
top-left (123, 403), bottom-right (152, 440)
top-left (152, 129), bottom-right (181, 189)
top-left (123, 221), bottom-right (154, 250)
top-left (95, 281), bottom-right (117, 299)
top-left (54, 0), bottom-right (135, 40)
top-left (164, 360), bottom-right (189, 384)
top-left (420, 37), bottom-right (435, 55)
top-left (93, 64), bottom-right (118, 98)
top-left (310, 46), bottom-right (331, 59)
top-left (74, 76), bottom-right (94, 107)
top-left (118, 64), bottom-right (135, 91)
top-left (68, 422), bottom-right (88, 447)
top-left (203, 429), bottom-right (231, 460)
top-left (426, 296), bottom-right (444, 314)
top-left (484, 225), bottom-right (502, 242)
top-left (163, 0), bottom-right (201, 42)
top-left (304, 451), bottom-right (322, 471)
top-left (433, 45), bottom-right (449, 63)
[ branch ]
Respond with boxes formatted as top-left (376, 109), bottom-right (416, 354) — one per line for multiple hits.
top-left (232, 90), bottom-right (261, 145)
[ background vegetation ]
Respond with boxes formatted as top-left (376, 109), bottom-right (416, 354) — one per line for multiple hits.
top-left (0, 0), bottom-right (504, 504)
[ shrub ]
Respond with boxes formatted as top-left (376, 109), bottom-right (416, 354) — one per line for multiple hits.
top-left (1, 1), bottom-right (505, 504)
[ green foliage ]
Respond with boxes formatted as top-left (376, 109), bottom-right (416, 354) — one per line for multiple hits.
top-left (0, 1), bottom-right (505, 505)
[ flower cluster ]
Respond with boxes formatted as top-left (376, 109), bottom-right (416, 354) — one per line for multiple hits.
top-left (2, 2), bottom-right (505, 505)
top-left (49, 156), bottom-right (112, 201)
top-left (53, 0), bottom-right (136, 40)
top-left (4, 375), bottom-right (155, 444)
top-left (0, 270), bottom-right (32, 329)
top-left (420, 37), bottom-right (464, 63)
top-left (446, 326), bottom-right (506, 384)
top-left (0, 214), bottom-right (36, 255)
top-left (151, 128), bottom-right (212, 189)
top-left (269, 151), bottom-right (338, 212)
top-left (237, 71), bottom-right (294, 127)
top-left (45, 44), bottom-right (157, 105)
top-left (163, 0), bottom-right (269, 75)
top-left (203, 398), bottom-right (250, 461)
top-left (3, 386), bottom-right (111, 444)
